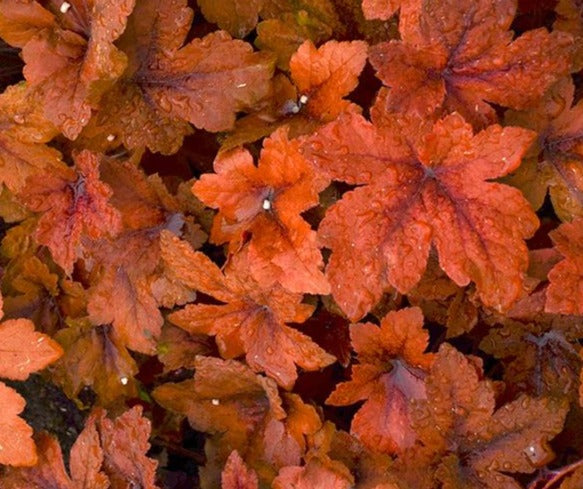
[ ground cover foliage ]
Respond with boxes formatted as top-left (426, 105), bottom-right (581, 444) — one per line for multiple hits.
top-left (0, 0), bottom-right (583, 487)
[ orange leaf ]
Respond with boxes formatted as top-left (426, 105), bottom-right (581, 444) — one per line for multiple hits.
top-left (290, 40), bottom-right (367, 122)
top-left (305, 112), bottom-right (538, 320)
top-left (0, 382), bottom-right (36, 467)
top-left (194, 128), bottom-right (329, 295)
top-left (81, 0), bottom-right (274, 154)
top-left (0, 84), bottom-right (62, 193)
top-left (162, 232), bottom-right (335, 388)
top-left (546, 218), bottom-right (583, 314)
top-left (21, 150), bottom-right (122, 275)
top-left (327, 307), bottom-right (433, 453)
top-left (13, 0), bottom-right (135, 138)
top-left (0, 317), bottom-right (63, 381)
top-left (369, 0), bottom-right (573, 128)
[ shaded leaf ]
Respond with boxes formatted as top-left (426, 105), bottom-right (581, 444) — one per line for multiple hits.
top-left (546, 218), bottom-right (583, 314)
top-left (199, 0), bottom-right (262, 38)
top-left (162, 232), bottom-right (335, 388)
top-left (81, 0), bottom-right (274, 154)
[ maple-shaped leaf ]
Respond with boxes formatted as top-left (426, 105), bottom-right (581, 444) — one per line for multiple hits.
top-left (2, 406), bottom-right (158, 488)
top-left (85, 158), bottom-right (190, 354)
top-left (161, 232), bottom-right (335, 388)
top-left (304, 112), bottom-right (538, 320)
top-left (199, 0), bottom-right (262, 38)
top-left (0, 382), bottom-right (37, 467)
top-left (221, 451), bottom-right (259, 489)
top-left (327, 307), bottom-right (433, 454)
top-left (0, 83), bottom-right (63, 193)
top-left (0, 0), bottom-right (135, 139)
top-left (289, 40), bottom-right (368, 123)
top-left (369, 0), bottom-right (574, 128)
top-left (223, 39), bottom-right (367, 150)
top-left (504, 77), bottom-right (583, 222)
top-left (52, 321), bottom-right (138, 407)
top-left (0, 295), bottom-right (63, 380)
top-left (21, 150), bottom-right (122, 275)
top-left (194, 128), bottom-right (329, 295)
top-left (411, 344), bottom-right (568, 488)
top-left (78, 0), bottom-right (274, 154)
top-left (546, 218), bottom-right (583, 314)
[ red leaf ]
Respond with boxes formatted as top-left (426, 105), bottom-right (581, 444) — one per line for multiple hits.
top-left (327, 307), bottom-right (433, 453)
top-left (98, 406), bottom-right (159, 489)
top-left (221, 451), bottom-right (259, 489)
top-left (161, 232), bottom-right (335, 388)
top-left (194, 128), bottom-right (329, 294)
top-left (369, 0), bottom-right (573, 128)
top-left (546, 218), bottom-right (583, 314)
top-left (21, 150), bottom-right (122, 275)
top-left (305, 112), bottom-right (538, 320)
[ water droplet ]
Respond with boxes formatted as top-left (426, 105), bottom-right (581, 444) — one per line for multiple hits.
top-left (211, 398), bottom-right (220, 406)
top-left (106, 134), bottom-right (116, 142)
top-left (60, 1), bottom-right (71, 13)
top-left (120, 376), bottom-right (129, 385)
top-left (310, 141), bottom-right (323, 152)
top-left (299, 94), bottom-right (309, 105)
top-left (266, 346), bottom-right (274, 355)
top-left (262, 198), bottom-right (271, 210)
top-left (13, 114), bottom-right (25, 124)
top-left (339, 146), bottom-right (349, 155)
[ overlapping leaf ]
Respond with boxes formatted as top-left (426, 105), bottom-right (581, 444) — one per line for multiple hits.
top-left (504, 77), bottom-right (583, 222)
top-left (304, 112), bottom-right (538, 320)
top-left (194, 128), bottom-right (329, 294)
top-left (546, 218), bottom-right (583, 314)
top-left (161, 231), bottom-right (335, 388)
top-left (79, 0), bottom-right (274, 154)
top-left (21, 150), bottom-right (121, 275)
top-left (0, 292), bottom-right (63, 467)
top-left (411, 344), bottom-right (569, 488)
top-left (327, 307), bottom-right (433, 454)
top-left (0, 83), bottom-right (62, 193)
top-left (1, 406), bottom-right (158, 488)
top-left (369, 0), bottom-right (574, 128)
top-left (0, 0), bottom-right (135, 139)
